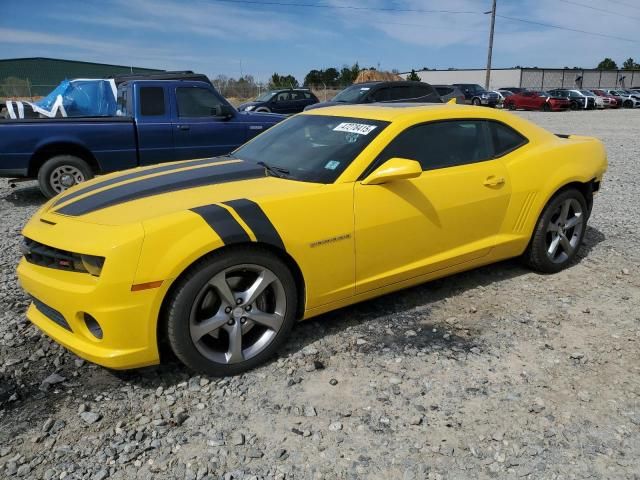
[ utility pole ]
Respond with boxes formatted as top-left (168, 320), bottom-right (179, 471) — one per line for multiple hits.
top-left (485, 0), bottom-right (497, 90)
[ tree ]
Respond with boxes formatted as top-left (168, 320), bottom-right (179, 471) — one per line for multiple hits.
top-left (596, 58), bottom-right (618, 70)
top-left (269, 73), bottom-right (298, 89)
top-left (407, 69), bottom-right (421, 81)
top-left (623, 57), bottom-right (640, 70)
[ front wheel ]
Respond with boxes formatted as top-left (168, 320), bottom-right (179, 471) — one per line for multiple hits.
top-left (623, 100), bottom-right (633, 109)
top-left (523, 189), bottom-right (588, 273)
top-left (165, 248), bottom-right (298, 376)
top-left (507, 102), bottom-right (516, 111)
top-left (542, 103), bottom-right (551, 112)
top-left (472, 98), bottom-right (481, 106)
top-left (37, 155), bottom-right (94, 199)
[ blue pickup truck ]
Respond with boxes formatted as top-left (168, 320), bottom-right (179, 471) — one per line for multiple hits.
top-left (0, 79), bottom-right (284, 197)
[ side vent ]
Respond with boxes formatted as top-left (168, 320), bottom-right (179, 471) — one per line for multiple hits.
top-left (514, 192), bottom-right (537, 232)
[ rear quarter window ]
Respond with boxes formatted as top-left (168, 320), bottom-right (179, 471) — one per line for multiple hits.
top-left (139, 87), bottom-right (165, 116)
top-left (489, 121), bottom-right (528, 157)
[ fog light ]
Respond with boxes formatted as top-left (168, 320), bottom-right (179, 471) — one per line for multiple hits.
top-left (83, 313), bottom-right (103, 339)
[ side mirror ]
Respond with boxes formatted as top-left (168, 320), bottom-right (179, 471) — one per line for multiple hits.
top-left (214, 104), bottom-right (235, 118)
top-left (361, 158), bottom-right (422, 186)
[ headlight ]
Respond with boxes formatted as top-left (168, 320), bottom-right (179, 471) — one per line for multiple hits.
top-left (244, 105), bottom-right (255, 111)
top-left (481, 93), bottom-right (488, 98)
top-left (22, 237), bottom-right (105, 276)
top-left (80, 255), bottom-right (105, 276)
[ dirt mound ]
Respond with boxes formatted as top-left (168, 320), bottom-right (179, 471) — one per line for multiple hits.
top-left (354, 69), bottom-right (404, 83)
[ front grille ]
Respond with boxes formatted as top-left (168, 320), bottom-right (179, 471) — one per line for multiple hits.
top-left (22, 237), bottom-right (82, 272)
top-left (32, 297), bottom-right (71, 331)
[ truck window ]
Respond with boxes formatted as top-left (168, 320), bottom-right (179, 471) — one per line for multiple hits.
top-left (139, 87), bottom-right (165, 116)
top-left (177, 87), bottom-right (224, 117)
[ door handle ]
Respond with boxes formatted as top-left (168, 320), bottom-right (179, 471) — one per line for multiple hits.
top-left (177, 125), bottom-right (190, 131)
top-left (483, 176), bottom-right (505, 187)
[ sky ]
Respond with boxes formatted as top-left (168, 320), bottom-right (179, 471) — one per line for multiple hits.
top-left (1, 0), bottom-right (640, 82)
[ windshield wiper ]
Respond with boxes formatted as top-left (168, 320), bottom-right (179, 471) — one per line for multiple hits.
top-left (257, 161), bottom-right (290, 178)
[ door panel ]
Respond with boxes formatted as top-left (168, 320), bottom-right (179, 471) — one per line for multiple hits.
top-left (354, 160), bottom-right (511, 293)
top-left (135, 85), bottom-right (177, 165)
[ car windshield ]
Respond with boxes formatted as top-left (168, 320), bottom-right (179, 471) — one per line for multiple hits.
top-left (332, 85), bottom-right (372, 103)
top-left (255, 91), bottom-right (277, 102)
top-left (233, 114), bottom-right (389, 183)
top-left (580, 90), bottom-right (594, 96)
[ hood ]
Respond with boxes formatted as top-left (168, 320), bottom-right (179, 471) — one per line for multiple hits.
top-left (304, 101), bottom-right (339, 111)
top-left (237, 101), bottom-right (261, 110)
top-left (236, 110), bottom-right (285, 121)
top-left (44, 157), bottom-right (321, 226)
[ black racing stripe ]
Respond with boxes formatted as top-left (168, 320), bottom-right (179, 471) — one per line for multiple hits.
top-left (224, 199), bottom-right (285, 250)
top-left (56, 161), bottom-right (265, 216)
top-left (53, 157), bottom-right (228, 207)
top-left (191, 204), bottom-right (250, 245)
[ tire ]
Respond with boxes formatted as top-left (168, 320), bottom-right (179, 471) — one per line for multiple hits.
top-left (165, 247), bottom-right (298, 376)
top-left (542, 103), bottom-right (551, 112)
top-left (507, 102), bottom-right (516, 111)
top-left (255, 107), bottom-right (271, 113)
top-left (472, 98), bottom-right (481, 106)
top-left (570, 101), bottom-right (579, 111)
top-left (37, 155), bottom-right (93, 199)
top-left (623, 100), bottom-right (633, 109)
top-left (523, 188), bottom-right (588, 274)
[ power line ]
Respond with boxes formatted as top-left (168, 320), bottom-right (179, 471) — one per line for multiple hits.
top-left (605, 0), bottom-right (640, 12)
top-left (496, 14), bottom-right (640, 44)
top-left (558, 0), bottom-right (640, 21)
top-left (210, 0), bottom-right (640, 45)
top-left (210, 0), bottom-right (481, 15)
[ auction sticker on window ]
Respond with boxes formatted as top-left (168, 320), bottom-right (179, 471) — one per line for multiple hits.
top-left (333, 122), bottom-right (377, 135)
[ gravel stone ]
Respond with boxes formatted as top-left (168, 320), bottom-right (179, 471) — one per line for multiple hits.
top-left (0, 110), bottom-right (639, 479)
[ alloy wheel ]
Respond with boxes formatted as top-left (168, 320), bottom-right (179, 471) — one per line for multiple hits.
top-left (189, 264), bottom-right (286, 364)
top-left (545, 198), bottom-right (584, 264)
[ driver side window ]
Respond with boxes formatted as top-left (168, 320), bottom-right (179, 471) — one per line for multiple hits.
top-left (376, 120), bottom-right (492, 171)
top-left (176, 87), bottom-right (223, 117)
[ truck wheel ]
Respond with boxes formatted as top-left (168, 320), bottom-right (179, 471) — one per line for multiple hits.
top-left (472, 98), bottom-right (481, 106)
top-left (37, 155), bottom-right (94, 199)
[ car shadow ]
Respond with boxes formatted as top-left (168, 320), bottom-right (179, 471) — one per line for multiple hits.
top-left (1, 225), bottom-right (607, 413)
top-left (1, 182), bottom-right (45, 208)
top-left (112, 225), bottom-right (606, 385)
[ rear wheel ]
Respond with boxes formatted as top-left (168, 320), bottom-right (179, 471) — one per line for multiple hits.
top-left (37, 155), bottom-right (93, 199)
top-left (165, 248), bottom-right (298, 376)
top-left (523, 189), bottom-right (588, 273)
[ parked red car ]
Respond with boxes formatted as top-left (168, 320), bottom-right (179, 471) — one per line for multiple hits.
top-left (503, 91), bottom-right (570, 111)
top-left (591, 89), bottom-right (620, 108)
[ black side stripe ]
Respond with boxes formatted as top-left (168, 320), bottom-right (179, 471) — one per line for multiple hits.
top-left (191, 205), bottom-right (250, 245)
top-left (56, 162), bottom-right (265, 216)
top-left (224, 199), bottom-right (285, 250)
top-left (52, 157), bottom-right (229, 207)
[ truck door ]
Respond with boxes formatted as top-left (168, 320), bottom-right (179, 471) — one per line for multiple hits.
top-left (172, 85), bottom-right (247, 159)
top-left (134, 84), bottom-right (177, 165)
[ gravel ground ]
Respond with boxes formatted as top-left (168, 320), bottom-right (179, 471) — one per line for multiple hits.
top-left (0, 109), bottom-right (638, 480)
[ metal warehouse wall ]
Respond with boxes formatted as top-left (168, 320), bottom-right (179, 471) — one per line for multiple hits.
top-left (520, 68), bottom-right (640, 90)
top-left (403, 68), bottom-right (640, 91)
top-left (405, 69), bottom-right (522, 90)
top-left (0, 57), bottom-right (164, 96)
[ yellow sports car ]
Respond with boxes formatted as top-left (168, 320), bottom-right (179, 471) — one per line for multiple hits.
top-left (17, 104), bottom-right (607, 375)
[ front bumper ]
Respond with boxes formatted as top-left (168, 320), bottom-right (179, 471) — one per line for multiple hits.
top-left (17, 213), bottom-right (164, 370)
